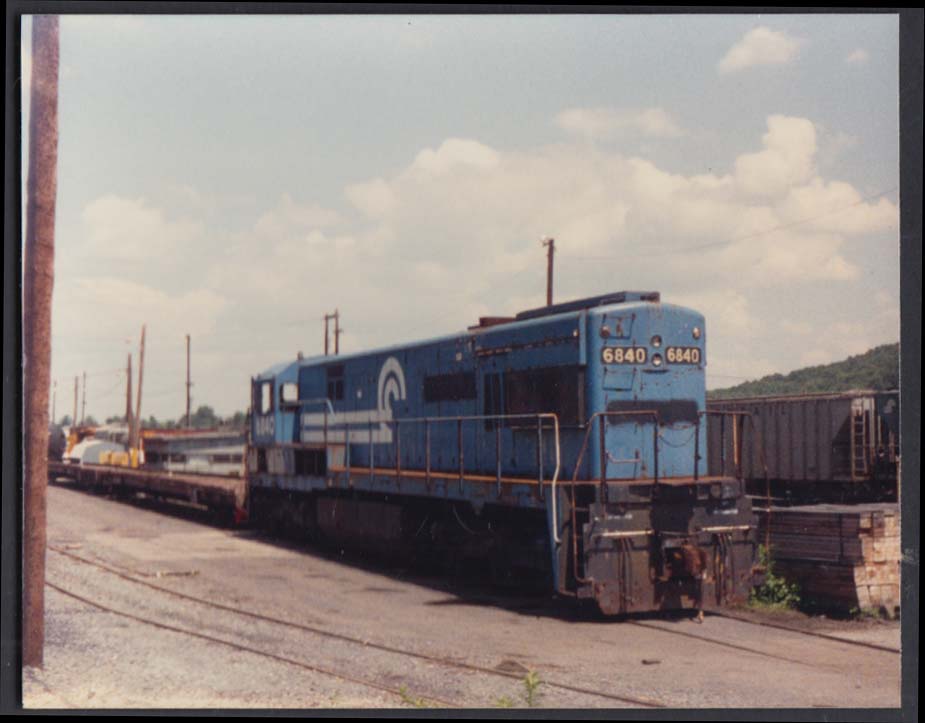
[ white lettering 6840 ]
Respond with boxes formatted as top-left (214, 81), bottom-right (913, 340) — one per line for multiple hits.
top-left (601, 347), bottom-right (647, 364)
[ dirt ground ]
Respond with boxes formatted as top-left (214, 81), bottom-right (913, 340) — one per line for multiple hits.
top-left (21, 483), bottom-right (903, 710)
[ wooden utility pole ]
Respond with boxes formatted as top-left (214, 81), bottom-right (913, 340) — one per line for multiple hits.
top-left (80, 371), bottom-right (86, 424)
top-left (186, 334), bottom-right (191, 428)
top-left (72, 375), bottom-right (77, 426)
top-left (125, 353), bottom-right (133, 430)
top-left (23, 14), bottom-right (59, 669)
top-left (542, 237), bottom-right (555, 306)
top-left (133, 325), bottom-right (146, 448)
top-left (325, 311), bottom-right (341, 356)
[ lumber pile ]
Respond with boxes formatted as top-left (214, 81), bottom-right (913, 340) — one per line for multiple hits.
top-left (756, 503), bottom-right (900, 615)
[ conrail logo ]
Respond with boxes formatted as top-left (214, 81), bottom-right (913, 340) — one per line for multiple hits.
top-left (300, 356), bottom-right (406, 444)
top-left (377, 356), bottom-right (407, 419)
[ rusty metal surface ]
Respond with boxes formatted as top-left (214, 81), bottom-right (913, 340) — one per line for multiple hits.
top-left (48, 461), bottom-right (247, 514)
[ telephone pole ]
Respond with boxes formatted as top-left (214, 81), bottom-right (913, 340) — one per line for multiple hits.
top-left (133, 324), bottom-right (146, 448)
top-left (185, 334), bottom-right (191, 428)
top-left (542, 237), bottom-right (555, 307)
top-left (72, 376), bottom-right (77, 427)
top-left (80, 371), bottom-right (86, 424)
top-left (125, 353), bottom-right (133, 430)
top-left (324, 311), bottom-right (342, 356)
top-left (23, 13), bottom-right (59, 669)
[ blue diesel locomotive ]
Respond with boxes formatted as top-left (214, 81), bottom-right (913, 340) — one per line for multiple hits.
top-left (247, 291), bottom-right (758, 615)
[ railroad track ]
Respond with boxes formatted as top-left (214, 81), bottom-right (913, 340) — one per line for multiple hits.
top-left (45, 580), bottom-right (454, 708)
top-left (710, 611), bottom-right (901, 655)
top-left (47, 545), bottom-right (666, 709)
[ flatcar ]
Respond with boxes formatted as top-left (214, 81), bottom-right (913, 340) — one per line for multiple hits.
top-left (247, 291), bottom-right (758, 615)
top-left (706, 390), bottom-right (899, 503)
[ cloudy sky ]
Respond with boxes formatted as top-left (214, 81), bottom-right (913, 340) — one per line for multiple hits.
top-left (21, 13), bottom-right (900, 422)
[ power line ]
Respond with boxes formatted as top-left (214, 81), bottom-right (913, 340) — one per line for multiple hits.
top-left (558, 185), bottom-right (899, 261)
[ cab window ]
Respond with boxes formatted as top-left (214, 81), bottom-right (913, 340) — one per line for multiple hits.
top-left (260, 381), bottom-right (273, 414)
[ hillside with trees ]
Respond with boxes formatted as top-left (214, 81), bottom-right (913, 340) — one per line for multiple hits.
top-left (708, 343), bottom-right (899, 399)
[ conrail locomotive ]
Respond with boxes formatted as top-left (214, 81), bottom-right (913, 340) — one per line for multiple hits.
top-left (247, 291), bottom-right (758, 615)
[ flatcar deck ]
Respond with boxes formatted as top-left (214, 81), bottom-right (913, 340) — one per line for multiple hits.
top-left (48, 461), bottom-right (247, 519)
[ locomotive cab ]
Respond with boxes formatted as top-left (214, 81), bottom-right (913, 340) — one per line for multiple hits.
top-left (569, 299), bottom-right (757, 614)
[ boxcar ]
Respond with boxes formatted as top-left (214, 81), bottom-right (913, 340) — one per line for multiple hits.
top-left (248, 291), bottom-right (759, 615)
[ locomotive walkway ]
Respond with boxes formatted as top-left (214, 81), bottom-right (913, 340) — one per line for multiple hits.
top-left (23, 484), bottom-right (902, 710)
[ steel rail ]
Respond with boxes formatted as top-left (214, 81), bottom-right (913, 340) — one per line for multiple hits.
top-left (709, 611), bottom-right (900, 655)
top-left (45, 579), bottom-right (457, 708)
top-left (624, 619), bottom-right (827, 668)
top-left (48, 545), bottom-right (664, 709)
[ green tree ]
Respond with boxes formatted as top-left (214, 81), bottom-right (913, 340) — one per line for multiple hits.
top-left (222, 411), bottom-right (248, 430)
top-left (189, 405), bottom-right (220, 429)
top-left (709, 343), bottom-right (899, 399)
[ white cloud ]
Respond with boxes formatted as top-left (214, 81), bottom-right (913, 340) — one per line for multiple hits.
top-left (253, 193), bottom-right (343, 238)
top-left (55, 278), bottom-right (226, 341)
top-left (52, 113), bottom-right (899, 417)
top-left (672, 290), bottom-right (755, 338)
top-left (410, 138), bottom-right (500, 175)
top-left (555, 107), bottom-right (685, 140)
top-left (82, 195), bottom-right (204, 259)
top-left (345, 177), bottom-right (397, 219)
top-left (718, 27), bottom-right (802, 74)
top-left (798, 304), bottom-right (899, 368)
top-left (776, 179), bottom-right (897, 236)
top-left (845, 48), bottom-right (870, 65)
top-left (734, 115), bottom-right (817, 197)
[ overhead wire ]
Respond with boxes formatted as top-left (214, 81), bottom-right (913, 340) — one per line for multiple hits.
top-left (557, 185), bottom-right (899, 261)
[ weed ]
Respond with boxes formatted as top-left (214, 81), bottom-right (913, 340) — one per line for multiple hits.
top-left (397, 685), bottom-right (428, 708)
top-left (749, 545), bottom-right (801, 610)
top-left (850, 606), bottom-right (887, 621)
top-left (522, 670), bottom-right (542, 708)
top-left (494, 695), bottom-right (515, 708)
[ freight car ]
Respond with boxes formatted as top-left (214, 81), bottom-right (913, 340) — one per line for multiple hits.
top-left (142, 430), bottom-right (246, 477)
top-left (247, 291), bottom-right (759, 615)
top-left (705, 390), bottom-right (899, 503)
top-left (48, 425), bottom-right (247, 521)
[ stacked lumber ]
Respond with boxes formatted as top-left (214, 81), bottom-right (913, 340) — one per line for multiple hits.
top-left (756, 503), bottom-right (900, 615)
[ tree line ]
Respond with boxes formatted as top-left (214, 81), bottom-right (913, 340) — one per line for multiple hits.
top-left (708, 343), bottom-right (900, 399)
top-left (54, 405), bottom-right (248, 431)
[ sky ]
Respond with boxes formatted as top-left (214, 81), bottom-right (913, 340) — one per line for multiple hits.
top-left (20, 13), bottom-right (901, 422)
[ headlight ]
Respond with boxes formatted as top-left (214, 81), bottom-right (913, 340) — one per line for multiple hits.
top-left (650, 335), bottom-right (662, 348)
top-left (652, 354), bottom-right (663, 367)
top-left (692, 326), bottom-right (701, 340)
